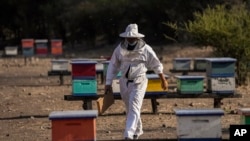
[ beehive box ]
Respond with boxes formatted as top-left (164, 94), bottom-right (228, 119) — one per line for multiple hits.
top-left (112, 79), bottom-right (120, 95)
top-left (237, 108), bottom-right (250, 125)
top-left (22, 48), bottom-right (34, 56)
top-left (51, 39), bottom-right (63, 55)
top-left (146, 74), bottom-right (168, 94)
top-left (193, 58), bottom-right (207, 71)
top-left (175, 108), bottom-right (224, 141)
top-left (207, 76), bottom-right (235, 94)
top-left (175, 75), bottom-right (205, 94)
top-left (51, 59), bottom-right (69, 71)
top-left (112, 74), bottom-right (168, 95)
top-left (173, 58), bottom-right (192, 71)
top-left (5, 46), bottom-right (18, 55)
top-left (21, 39), bottom-right (34, 48)
top-left (206, 57), bottom-right (236, 77)
top-left (71, 60), bottom-right (97, 77)
top-left (103, 61), bottom-right (110, 76)
top-left (72, 79), bottom-right (97, 96)
top-left (49, 110), bottom-right (98, 141)
top-left (35, 39), bottom-right (48, 48)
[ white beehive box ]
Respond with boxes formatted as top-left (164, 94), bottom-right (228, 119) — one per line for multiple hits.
top-left (175, 108), bottom-right (224, 140)
top-left (96, 63), bottom-right (104, 71)
top-left (112, 79), bottom-right (120, 95)
top-left (5, 46), bottom-right (18, 55)
top-left (51, 59), bottom-right (69, 71)
top-left (207, 76), bottom-right (235, 94)
top-left (173, 58), bottom-right (192, 71)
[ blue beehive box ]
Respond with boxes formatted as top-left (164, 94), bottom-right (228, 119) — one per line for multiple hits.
top-left (175, 75), bottom-right (205, 94)
top-left (22, 48), bottom-right (34, 56)
top-left (206, 57), bottom-right (236, 77)
top-left (72, 79), bottom-right (97, 96)
top-left (175, 108), bottom-right (224, 141)
top-left (173, 58), bottom-right (192, 71)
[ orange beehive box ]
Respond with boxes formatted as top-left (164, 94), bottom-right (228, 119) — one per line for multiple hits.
top-left (51, 47), bottom-right (63, 55)
top-left (51, 39), bottom-right (62, 48)
top-left (49, 110), bottom-right (98, 141)
top-left (21, 39), bottom-right (34, 48)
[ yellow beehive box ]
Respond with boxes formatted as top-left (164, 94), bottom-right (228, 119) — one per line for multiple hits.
top-left (146, 74), bottom-right (168, 94)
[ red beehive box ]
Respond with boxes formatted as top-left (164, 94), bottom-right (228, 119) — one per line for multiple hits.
top-left (21, 39), bottom-right (34, 48)
top-left (49, 110), bottom-right (98, 141)
top-left (71, 60), bottom-right (97, 77)
top-left (36, 48), bottom-right (48, 55)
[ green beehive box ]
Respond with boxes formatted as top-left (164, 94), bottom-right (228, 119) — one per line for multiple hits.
top-left (72, 79), bottom-right (97, 96)
top-left (237, 108), bottom-right (250, 125)
top-left (176, 75), bottom-right (205, 94)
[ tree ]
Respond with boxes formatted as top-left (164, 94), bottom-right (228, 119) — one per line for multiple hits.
top-left (165, 3), bottom-right (250, 85)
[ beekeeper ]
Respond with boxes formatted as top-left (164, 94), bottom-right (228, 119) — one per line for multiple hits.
top-left (105, 23), bottom-right (168, 140)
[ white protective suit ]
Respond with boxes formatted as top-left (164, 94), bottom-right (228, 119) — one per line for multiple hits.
top-left (106, 39), bottom-right (163, 139)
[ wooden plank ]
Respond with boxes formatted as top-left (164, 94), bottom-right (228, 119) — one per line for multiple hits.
top-left (96, 91), bottom-right (114, 115)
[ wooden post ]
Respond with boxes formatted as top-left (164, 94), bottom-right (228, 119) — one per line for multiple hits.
top-left (83, 99), bottom-right (92, 110)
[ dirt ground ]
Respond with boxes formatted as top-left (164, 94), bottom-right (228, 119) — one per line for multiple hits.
top-left (0, 44), bottom-right (250, 141)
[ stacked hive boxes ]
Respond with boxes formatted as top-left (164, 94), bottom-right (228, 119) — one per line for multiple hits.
top-left (51, 39), bottom-right (63, 56)
top-left (71, 60), bottom-right (97, 96)
top-left (35, 39), bottom-right (48, 55)
top-left (21, 39), bottom-right (34, 56)
top-left (175, 108), bottom-right (224, 141)
top-left (206, 58), bottom-right (237, 94)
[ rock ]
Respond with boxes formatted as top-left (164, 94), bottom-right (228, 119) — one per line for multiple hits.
top-left (162, 124), bottom-right (167, 128)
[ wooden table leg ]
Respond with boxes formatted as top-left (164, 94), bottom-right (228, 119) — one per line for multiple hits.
top-left (59, 74), bottom-right (64, 85)
top-left (151, 98), bottom-right (159, 114)
top-left (82, 99), bottom-right (92, 110)
top-left (214, 98), bottom-right (222, 108)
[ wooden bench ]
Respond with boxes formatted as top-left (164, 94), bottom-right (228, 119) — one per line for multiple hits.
top-left (64, 92), bottom-right (242, 114)
top-left (48, 70), bottom-right (71, 85)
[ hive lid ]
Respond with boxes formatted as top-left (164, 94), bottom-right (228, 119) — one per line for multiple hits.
top-left (51, 59), bottom-right (68, 62)
top-left (49, 110), bottom-right (98, 119)
top-left (173, 58), bottom-right (192, 61)
top-left (237, 108), bottom-right (250, 115)
top-left (175, 75), bottom-right (205, 79)
top-left (35, 39), bottom-right (48, 43)
top-left (194, 58), bottom-right (207, 61)
top-left (147, 74), bottom-right (169, 79)
top-left (70, 59), bottom-right (97, 64)
top-left (175, 108), bottom-right (224, 116)
top-left (206, 57), bottom-right (236, 62)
